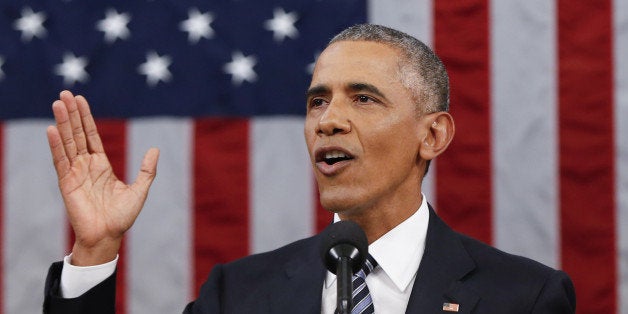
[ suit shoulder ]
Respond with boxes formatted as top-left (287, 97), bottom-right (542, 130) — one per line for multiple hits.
top-left (221, 235), bottom-right (319, 277)
top-left (455, 232), bottom-right (575, 311)
top-left (457, 232), bottom-right (558, 277)
top-left (191, 235), bottom-right (325, 313)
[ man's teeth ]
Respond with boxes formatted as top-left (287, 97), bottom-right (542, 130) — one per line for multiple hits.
top-left (325, 151), bottom-right (349, 159)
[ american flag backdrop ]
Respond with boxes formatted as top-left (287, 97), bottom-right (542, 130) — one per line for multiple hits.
top-left (0, 0), bottom-right (626, 313)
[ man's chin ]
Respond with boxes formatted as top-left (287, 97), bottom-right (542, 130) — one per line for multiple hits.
top-left (318, 196), bottom-right (360, 216)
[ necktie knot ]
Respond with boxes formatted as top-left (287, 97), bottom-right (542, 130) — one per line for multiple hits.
top-left (361, 254), bottom-right (378, 277)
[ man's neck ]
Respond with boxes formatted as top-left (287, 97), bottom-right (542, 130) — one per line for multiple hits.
top-left (338, 193), bottom-right (423, 244)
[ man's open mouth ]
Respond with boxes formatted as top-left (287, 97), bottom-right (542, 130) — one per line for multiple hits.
top-left (316, 150), bottom-right (354, 165)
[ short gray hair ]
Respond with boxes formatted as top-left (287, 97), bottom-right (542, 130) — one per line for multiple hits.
top-left (329, 24), bottom-right (449, 113)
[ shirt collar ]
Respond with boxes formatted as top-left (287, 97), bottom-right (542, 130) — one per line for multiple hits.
top-left (325, 195), bottom-right (430, 292)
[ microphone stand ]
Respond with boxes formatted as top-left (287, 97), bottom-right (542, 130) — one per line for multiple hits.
top-left (335, 256), bottom-right (352, 314)
top-left (319, 221), bottom-right (367, 314)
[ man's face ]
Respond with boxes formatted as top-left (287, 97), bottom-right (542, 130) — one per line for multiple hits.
top-left (305, 41), bottom-right (426, 217)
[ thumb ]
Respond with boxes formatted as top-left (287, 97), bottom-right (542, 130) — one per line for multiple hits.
top-left (131, 147), bottom-right (160, 195)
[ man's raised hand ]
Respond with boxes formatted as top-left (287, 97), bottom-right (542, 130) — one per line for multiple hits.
top-left (46, 90), bottom-right (159, 266)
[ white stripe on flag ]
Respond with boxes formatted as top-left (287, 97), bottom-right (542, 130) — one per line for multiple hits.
top-left (250, 117), bottom-right (314, 253)
top-left (127, 119), bottom-right (193, 314)
top-left (491, 0), bottom-right (559, 267)
top-left (367, 0), bottom-right (437, 203)
top-left (3, 121), bottom-right (66, 314)
top-left (367, 0), bottom-right (433, 46)
top-left (614, 0), bottom-right (628, 310)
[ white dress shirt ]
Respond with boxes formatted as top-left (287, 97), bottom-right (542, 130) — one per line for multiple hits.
top-left (60, 254), bottom-right (118, 298)
top-left (61, 195), bottom-right (430, 313)
top-left (321, 195), bottom-right (430, 314)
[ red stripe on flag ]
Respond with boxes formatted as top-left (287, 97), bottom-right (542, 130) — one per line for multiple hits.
top-left (193, 118), bottom-right (250, 295)
top-left (433, 0), bottom-right (493, 244)
top-left (94, 120), bottom-right (128, 314)
top-left (557, 1), bottom-right (616, 312)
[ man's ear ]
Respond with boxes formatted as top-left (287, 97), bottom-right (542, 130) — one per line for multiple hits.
top-left (419, 112), bottom-right (455, 161)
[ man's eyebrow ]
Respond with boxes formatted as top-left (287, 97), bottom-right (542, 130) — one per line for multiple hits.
top-left (348, 82), bottom-right (387, 100)
top-left (305, 85), bottom-right (330, 99)
top-left (305, 83), bottom-right (388, 100)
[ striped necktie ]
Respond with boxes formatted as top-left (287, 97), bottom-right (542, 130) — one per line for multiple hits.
top-left (351, 255), bottom-right (378, 314)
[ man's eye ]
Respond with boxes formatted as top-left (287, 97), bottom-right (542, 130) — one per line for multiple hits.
top-left (311, 98), bottom-right (326, 107)
top-left (356, 95), bottom-right (372, 103)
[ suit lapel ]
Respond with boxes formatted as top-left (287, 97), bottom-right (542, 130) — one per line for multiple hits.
top-left (264, 207), bottom-right (481, 313)
top-left (268, 236), bottom-right (326, 314)
top-left (405, 205), bottom-right (479, 314)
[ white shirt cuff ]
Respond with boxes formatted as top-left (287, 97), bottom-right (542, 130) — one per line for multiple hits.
top-left (60, 254), bottom-right (118, 298)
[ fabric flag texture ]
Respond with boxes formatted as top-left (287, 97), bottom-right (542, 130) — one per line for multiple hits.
top-left (0, 1), bottom-right (626, 313)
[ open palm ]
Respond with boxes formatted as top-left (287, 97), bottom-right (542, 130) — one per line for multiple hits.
top-left (46, 91), bottom-right (159, 266)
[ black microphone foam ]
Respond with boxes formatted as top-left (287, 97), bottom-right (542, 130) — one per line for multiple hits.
top-left (320, 220), bottom-right (368, 275)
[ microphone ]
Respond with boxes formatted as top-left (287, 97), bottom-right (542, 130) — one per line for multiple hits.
top-left (320, 221), bottom-right (368, 314)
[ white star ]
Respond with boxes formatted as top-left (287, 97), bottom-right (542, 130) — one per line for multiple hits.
top-left (223, 51), bottom-right (257, 86)
top-left (179, 8), bottom-right (214, 44)
top-left (138, 51), bottom-right (172, 87)
top-left (263, 7), bottom-right (299, 42)
top-left (96, 8), bottom-right (131, 43)
top-left (0, 56), bottom-right (5, 81)
top-left (54, 53), bottom-right (89, 86)
top-left (13, 7), bottom-right (47, 42)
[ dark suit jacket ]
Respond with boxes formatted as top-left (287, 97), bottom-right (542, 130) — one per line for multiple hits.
top-left (44, 207), bottom-right (576, 313)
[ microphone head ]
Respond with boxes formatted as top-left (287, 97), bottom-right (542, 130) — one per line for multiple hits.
top-left (320, 220), bottom-right (368, 275)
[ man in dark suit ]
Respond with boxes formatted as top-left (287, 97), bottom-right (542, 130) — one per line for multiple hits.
top-left (43, 24), bottom-right (576, 313)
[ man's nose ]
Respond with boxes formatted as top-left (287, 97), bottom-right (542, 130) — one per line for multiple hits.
top-left (317, 99), bottom-right (351, 136)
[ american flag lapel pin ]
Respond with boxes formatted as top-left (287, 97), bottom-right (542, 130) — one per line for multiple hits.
top-left (442, 302), bottom-right (460, 312)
